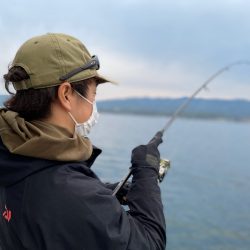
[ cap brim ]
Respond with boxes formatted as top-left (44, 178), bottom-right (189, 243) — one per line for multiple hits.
top-left (95, 73), bottom-right (118, 85)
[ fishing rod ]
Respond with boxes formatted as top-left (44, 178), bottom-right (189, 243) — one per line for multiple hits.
top-left (112, 60), bottom-right (250, 196)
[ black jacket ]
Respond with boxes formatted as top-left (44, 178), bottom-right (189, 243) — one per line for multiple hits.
top-left (0, 139), bottom-right (166, 250)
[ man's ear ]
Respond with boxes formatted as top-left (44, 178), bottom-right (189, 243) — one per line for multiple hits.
top-left (57, 82), bottom-right (74, 111)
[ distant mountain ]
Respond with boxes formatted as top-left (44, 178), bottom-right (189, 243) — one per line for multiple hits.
top-left (1, 95), bottom-right (250, 121)
top-left (97, 97), bottom-right (250, 121)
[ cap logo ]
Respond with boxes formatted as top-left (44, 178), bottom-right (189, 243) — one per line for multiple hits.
top-left (2, 205), bottom-right (12, 222)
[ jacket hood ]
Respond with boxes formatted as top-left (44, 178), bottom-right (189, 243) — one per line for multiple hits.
top-left (0, 109), bottom-right (93, 161)
top-left (0, 138), bottom-right (102, 187)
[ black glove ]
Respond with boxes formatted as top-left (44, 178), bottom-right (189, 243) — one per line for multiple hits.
top-left (105, 181), bottom-right (131, 205)
top-left (130, 131), bottom-right (163, 174)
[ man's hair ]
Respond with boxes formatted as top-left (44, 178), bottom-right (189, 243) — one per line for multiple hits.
top-left (4, 66), bottom-right (89, 121)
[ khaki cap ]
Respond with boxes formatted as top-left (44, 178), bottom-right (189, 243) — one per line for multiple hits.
top-left (11, 33), bottom-right (111, 90)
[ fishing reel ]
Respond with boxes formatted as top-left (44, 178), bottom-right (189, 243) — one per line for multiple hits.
top-left (158, 159), bottom-right (171, 182)
top-left (112, 158), bottom-right (171, 196)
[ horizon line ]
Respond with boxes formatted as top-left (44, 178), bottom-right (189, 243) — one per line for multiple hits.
top-left (1, 94), bottom-right (250, 102)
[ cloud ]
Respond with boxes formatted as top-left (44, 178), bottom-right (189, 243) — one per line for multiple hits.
top-left (96, 48), bottom-right (250, 100)
top-left (1, 0), bottom-right (250, 100)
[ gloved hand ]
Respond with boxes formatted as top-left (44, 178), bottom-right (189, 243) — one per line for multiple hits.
top-left (105, 181), bottom-right (131, 205)
top-left (130, 131), bottom-right (163, 174)
top-left (115, 181), bottom-right (131, 205)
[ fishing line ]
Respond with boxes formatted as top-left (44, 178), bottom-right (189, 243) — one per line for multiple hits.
top-left (112, 60), bottom-right (250, 196)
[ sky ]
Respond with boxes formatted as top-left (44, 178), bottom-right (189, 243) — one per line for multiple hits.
top-left (0, 0), bottom-right (250, 100)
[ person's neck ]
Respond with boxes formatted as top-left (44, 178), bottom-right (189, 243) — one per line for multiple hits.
top-left (41, 104), bottom-right (74, 136)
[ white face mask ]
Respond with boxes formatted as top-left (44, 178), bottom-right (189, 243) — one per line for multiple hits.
top-left (68, 90), bottom-right (99, 137)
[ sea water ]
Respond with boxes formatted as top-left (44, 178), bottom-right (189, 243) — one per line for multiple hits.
top-left (90, 113), bottom-right (250, 250)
